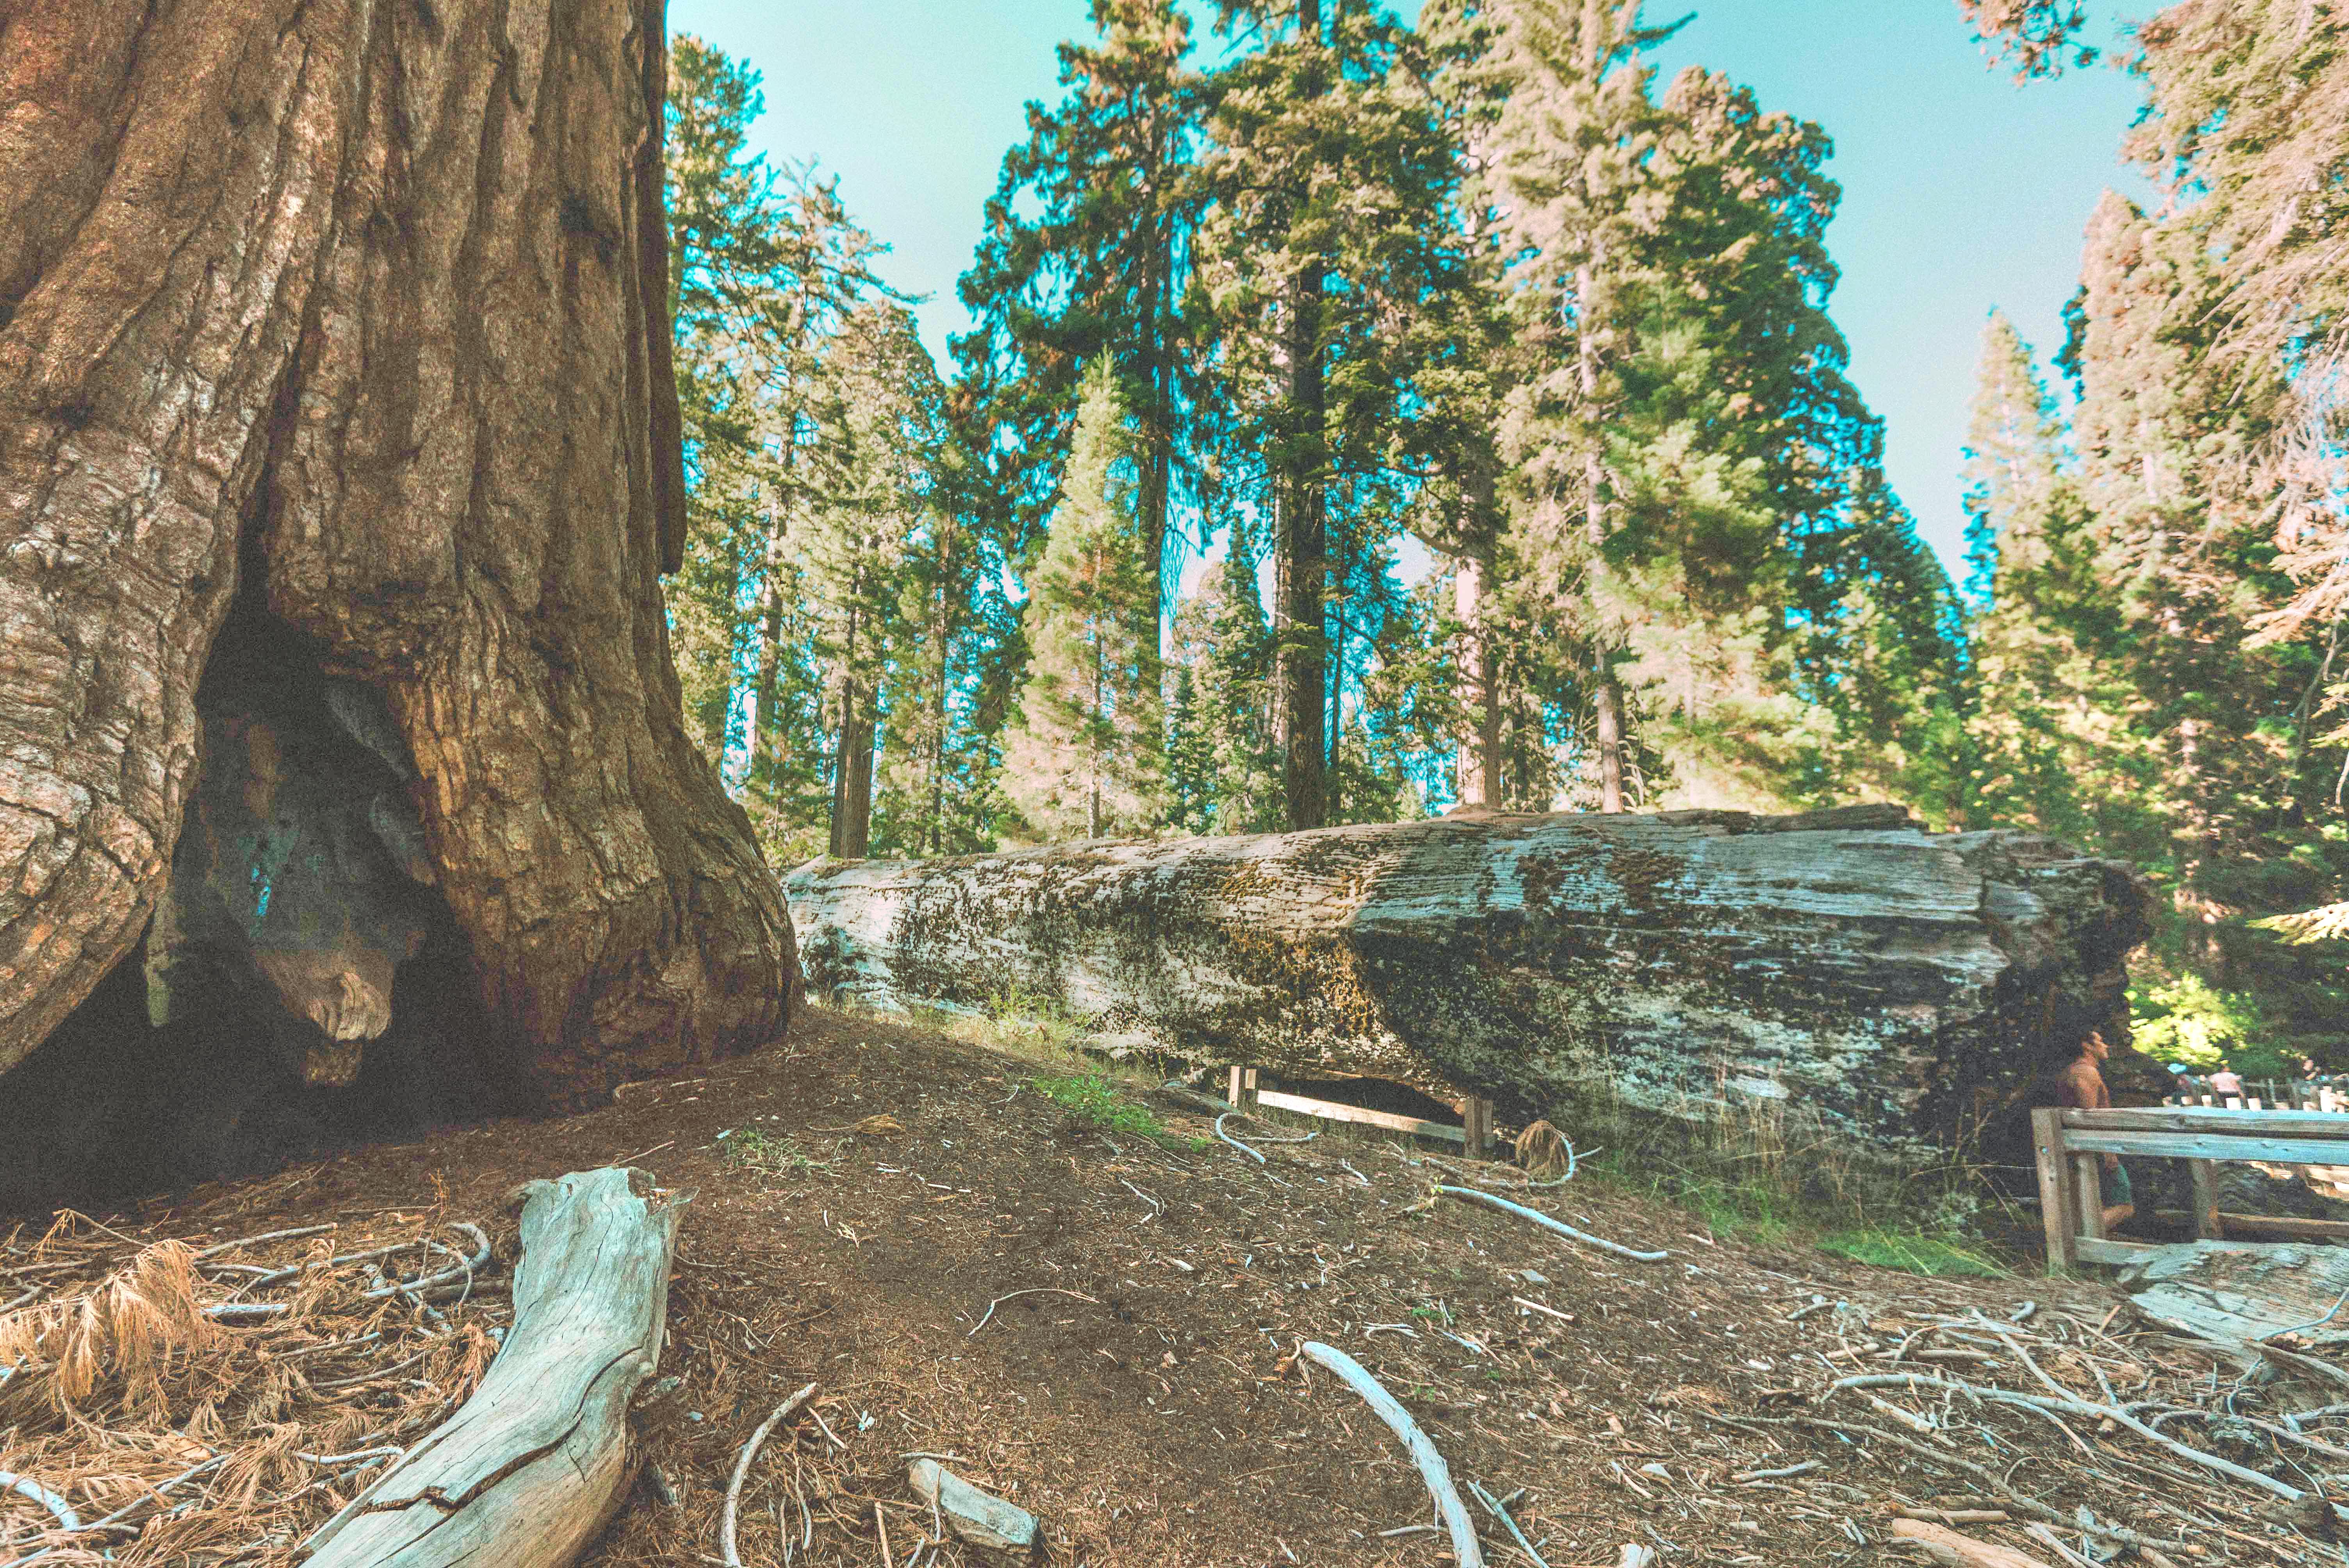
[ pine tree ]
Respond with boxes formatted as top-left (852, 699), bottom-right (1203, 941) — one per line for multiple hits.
top-left (663, 37), bottom-right (892, 816)
top-left (956, 0), bottom-right (1203, 640)
top-left (1193, 0), bottom-right (1468, 830)
top-left (1003, 365), bottom-right (1167, 839)
top-left (1167, 520), bottom-right (1281, 834)
top-left (1957, 312), bottom-right (2123, 840)
top-left (1460, 2), bottom-right (1949, 812)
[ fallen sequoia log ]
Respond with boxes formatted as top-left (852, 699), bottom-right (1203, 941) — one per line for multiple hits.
top-left (0, 0), bottom-right (796, 1209)
top-left (301, 1167), bottom-right (681, 1568)
top-left (784, 805), bottom-right (2156, 1157)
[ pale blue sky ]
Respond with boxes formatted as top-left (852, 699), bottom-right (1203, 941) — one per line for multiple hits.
top-left (667, 0), bottom-right (2149, 579)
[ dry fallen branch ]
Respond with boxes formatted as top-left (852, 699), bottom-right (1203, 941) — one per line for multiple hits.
top-left (722, 1382), bottom-right (817, 1568)
top-left (0, 1470), bottom-right (76, 1533)
top-left (1435, 1186), bottom-right (1670, 1263)
top-left (1712, 1413), bottom-right (2189, 1554)
top-left (967, 1288), bottom-right (1100, 1338)
top-left (1829, 1370), bottom-right (2303, 1500)
top-left (1887, 1518), bottom-right (2055, 1568)
top-left (1214, 1112), bottom-right (1267, 1164)
top-left (302, 1167), bottom-right (683, 1568)
top-left (1299, 1341), bottom-right (1483, 1568)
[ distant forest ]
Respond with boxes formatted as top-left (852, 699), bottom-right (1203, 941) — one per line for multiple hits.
top-left (660, 0), bottom-right (2349, 1074)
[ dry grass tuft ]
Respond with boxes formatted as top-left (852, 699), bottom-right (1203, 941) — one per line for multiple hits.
top-left (1515, 1119), bottom-right (1572, 1179)
top-left (0, 1212), bottom-right (508, 1565)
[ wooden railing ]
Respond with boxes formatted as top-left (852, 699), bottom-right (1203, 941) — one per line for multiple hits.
top-left (2171, 1081), bottom-right (2349, 1111)
top-left (2032, 1104), bottom-right (2349, 1270)
top-left (1224, 1066), bottom-right (1497, 1156)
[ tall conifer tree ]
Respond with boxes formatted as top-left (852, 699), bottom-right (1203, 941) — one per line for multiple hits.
top-left (1003, 365), bottom-right (1167, 839)
top-left (957, 0), bottom-right (1202, 627)
top-left (1194, 0), bottom-right (1466, 829)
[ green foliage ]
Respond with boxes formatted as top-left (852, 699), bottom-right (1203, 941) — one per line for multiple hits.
top-left (1816, 1230), bottom-right (2003, 1279)
top-left (1028, 1072), bottom-right (1166, 1137)
top-left (718, 1127), bottom-right (845, 1180)
top-left (1002, 364), bottom-right (1167, 839)
top-left (2130, 973), bottom-right (2288, 1077)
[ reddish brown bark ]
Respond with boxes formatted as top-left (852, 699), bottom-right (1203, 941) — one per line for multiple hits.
top-left (0, 0), bottom-right (795, 1105)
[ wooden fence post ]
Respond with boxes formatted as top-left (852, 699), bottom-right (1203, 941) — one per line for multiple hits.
top-left (1458, 1097), bottom-right (1494, 1160)
top-left (2189, 1159), bottom-right (2221, 1239)
top-left (2032, 1108), bottom-right (2078, 1273)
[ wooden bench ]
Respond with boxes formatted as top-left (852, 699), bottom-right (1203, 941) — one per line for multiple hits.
top-left (2033, 1104), bottom-right (2349, 1270)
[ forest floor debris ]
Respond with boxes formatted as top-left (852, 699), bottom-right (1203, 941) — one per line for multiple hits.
top-left (0, 1201), bottom-right (504, 1564)
top-left (6, 1005), bottom-right (2345, 1566)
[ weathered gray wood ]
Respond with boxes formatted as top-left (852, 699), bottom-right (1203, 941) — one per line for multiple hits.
top-left (2154, 1207), bottom-right (2349, 1241)
top-left (2032, 1109), bottom-right (2077, 1272)
top-left (2064, 1107), bottom-right (2349, 1137)
top-left (2190, 1160), bottom-right (2221, 1239)
top-left (300, 1168), bottom-right (681, 1568)
top-left (785, 807), bottom-right (2152, 1157)
top-left (2062, 1130), bottom-right (2349, 1166)
top-left (2072, 1153), bottom-right (2108, 1241)
top-left (2119, 1240), bottom-right (2349, 1347)
top-left (907, 1459), bottom-right (1041, 1556)
top-left (2073, 1237), bottom-right (2157, 1265)
top-left (1255, 1089), bottom-right (1467, 1144)
top-left (1461, 1096), bottom-right (1495, 1159)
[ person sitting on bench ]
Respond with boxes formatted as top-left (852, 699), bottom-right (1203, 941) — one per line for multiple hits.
top-left (2055, 1031), bottom-right (2135, 1231)
top-left (2209, 1062), bottom-right (2245, 1101)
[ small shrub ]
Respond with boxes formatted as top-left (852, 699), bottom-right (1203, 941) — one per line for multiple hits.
top-left (1030, 1071), bottom-right (1164, 1136)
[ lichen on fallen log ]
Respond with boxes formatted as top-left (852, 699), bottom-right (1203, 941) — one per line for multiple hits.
top-left (783, 805), bottom-right (2153, 1158)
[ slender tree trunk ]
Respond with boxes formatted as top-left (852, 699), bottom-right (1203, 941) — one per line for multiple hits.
top-left (828, 590), bottom-right (873, 859)
top-left (1576, 248), bottom-right (1624, 814)
top-left (1572, 7), bottom-right (1626, 816)
top-left (748, 481), bottom-right (791, 798)
top-left (1454, 546), bottom-right (1502, 809)
top-left (1089, 638), bottom-right (1106, 838)
top-left (0, 0), bottom-right (795, 1098)
top-left (1593, 665), bottom-right (1625, 814)
top-left (927, 546), bottom-right (952, 854)
top-left (1271, 0), bottom-right (1329, 834)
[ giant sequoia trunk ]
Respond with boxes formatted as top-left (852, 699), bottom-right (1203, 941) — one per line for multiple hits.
top-left (784, 805), bottom-right (2155, 1158)
top-left (0, 0), bottom-right (795, 1206)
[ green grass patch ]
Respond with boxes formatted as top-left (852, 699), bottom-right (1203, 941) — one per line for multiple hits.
top-left (1577, 1150), bottom-right (1795, 1245)
top-left (718, 1127), bottom-right (843, 1180)
top-left (1029, 1071), bottom-right (1166, 1136)
top-left (1817, 1228), bottom-right (2004, 1277)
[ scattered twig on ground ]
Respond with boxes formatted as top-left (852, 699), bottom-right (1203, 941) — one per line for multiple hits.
top-left (722, 1383), bottom-right (818, 1568)
top-left (1435, 1186), bottom-right (1670, 1263)
top-left (1214, 1111), bottom-right (1266, 1163)
top-left (1298, 1341), bottom-right (1483, 1568)
top-left (1468, 1478), bottom-right (1549, 1568)
top-left (966, 1288), bottom-right (1101, 1338)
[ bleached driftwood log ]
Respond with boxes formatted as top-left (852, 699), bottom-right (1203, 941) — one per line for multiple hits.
top-left (300, 1167), bottom-right (681, 1568)
top-left (784, 805), bottom-right (2153, 1156)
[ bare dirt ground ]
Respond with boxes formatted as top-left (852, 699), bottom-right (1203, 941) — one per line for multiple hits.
top-left (4, 1005), bottom-right (2339, 1566)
